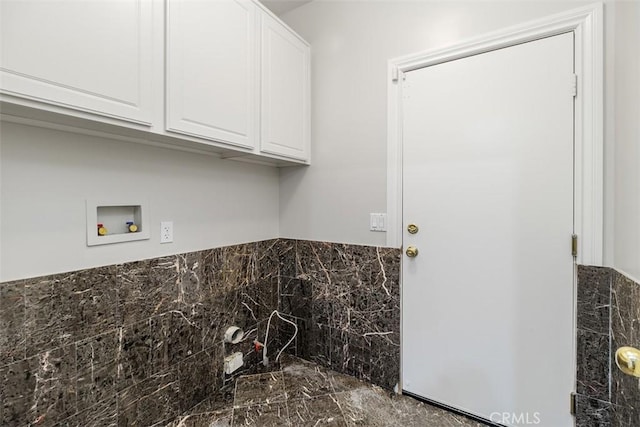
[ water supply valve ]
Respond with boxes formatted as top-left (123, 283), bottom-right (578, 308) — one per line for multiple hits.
top-left (97, 223), bottom-right (108, 236)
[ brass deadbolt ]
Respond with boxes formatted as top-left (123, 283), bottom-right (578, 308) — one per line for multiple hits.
top-left (405, 246), bottom-right (419, 258)
top-left (615, 346), bottom-right (640, 377)
top-left (407, 224), bottom-right (419, 234)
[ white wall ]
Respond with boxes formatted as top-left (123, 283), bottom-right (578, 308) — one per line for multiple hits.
top-left (3, 1), bottom-right (635, 281)
top-left (0, 122), bottom-right (280, 281)
top-left (278, 0), bottom-right (622, 263)
top-left (614, 1), bottom-right (640, 281)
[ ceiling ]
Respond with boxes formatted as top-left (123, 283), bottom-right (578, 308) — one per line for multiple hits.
top-left (260, 0), bottom-right (313, 16)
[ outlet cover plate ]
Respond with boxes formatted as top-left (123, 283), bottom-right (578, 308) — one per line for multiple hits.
top-left (160, 221), bottom-right (173, 243)
top-left (224, 352), bottom-right (244, 374)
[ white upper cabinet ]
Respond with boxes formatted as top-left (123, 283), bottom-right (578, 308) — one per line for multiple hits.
top-left (166, 0), bottom-right (258, 150)
top-left (0, 0), bottom-right (153, 125)
top-left (0, 0), bottom-right (310, 165)
top-left (260, 12), bottom-right (310, 161)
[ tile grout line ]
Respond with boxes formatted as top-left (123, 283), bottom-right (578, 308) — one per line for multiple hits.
top-left (323, 363), bottom-right (350, 425)
top-left (278, 364), bottom-right (293, 426)
top-left (230, 372), bottom-right (240, 427)
top-left (607, 269), bottom-right (613, 404)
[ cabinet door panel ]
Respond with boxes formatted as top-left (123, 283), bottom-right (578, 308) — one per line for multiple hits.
top-left (260, 14), bottom-right (310, 161)
top-left (166, 0), bottom-right (257, 149)
top-left (0, 0), bottom-right (153, 124)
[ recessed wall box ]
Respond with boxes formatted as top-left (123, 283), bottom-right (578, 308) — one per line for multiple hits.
top-left (86, 200), bottom-right (150, 246)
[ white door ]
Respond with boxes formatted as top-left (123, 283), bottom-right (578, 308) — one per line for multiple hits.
top-left (402, 33), bottom-right (575, 427)
top-left (166, 0), bottom-right (257, 149)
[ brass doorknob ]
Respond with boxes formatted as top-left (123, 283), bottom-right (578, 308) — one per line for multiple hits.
top-left (406, 246), bottom-right (419, 258)
top-left (615, 346), bottom-right (640, 377)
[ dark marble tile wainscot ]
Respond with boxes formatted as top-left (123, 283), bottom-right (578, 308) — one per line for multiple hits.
top-left (1, 241), bottom-right (281, 426)
top-left (275, 239), bottom-right (401, 391)
top-left (575, 266), bottom-right (640, 426)
top-left (0, 239), bottom-right (401, 426)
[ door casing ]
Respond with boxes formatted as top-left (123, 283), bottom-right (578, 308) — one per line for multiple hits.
top-left (386, 3), bottom-right (604, 394)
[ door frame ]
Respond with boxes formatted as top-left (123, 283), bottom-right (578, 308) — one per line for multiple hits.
top-left (386, 3), bottom-right (604, 397)
top-left (386, 3), bottom-right (604, 267)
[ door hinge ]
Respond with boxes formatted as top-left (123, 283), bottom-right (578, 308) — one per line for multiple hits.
top-left (571, 234), bottom-right (578, 257)
top-left (570, 392), bottom-right (577, 415)
top-left (571, 74), bottom-right (578, 97)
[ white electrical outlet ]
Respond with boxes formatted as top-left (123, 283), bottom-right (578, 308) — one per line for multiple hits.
top-left (224, 352), bottom-right (244, 374)
top-left (160, 221), bottom-right (173, 243)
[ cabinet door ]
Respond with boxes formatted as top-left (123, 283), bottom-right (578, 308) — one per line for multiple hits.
top-left (0, 0), bottom-right (153, 125)
top-left (166, 0), bottom-right (257, 149)
top-left (260, 13), bottom-right (310, 161)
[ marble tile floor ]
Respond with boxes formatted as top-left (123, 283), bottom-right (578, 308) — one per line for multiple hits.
top-left (167, 355), bottom-right (485, 427)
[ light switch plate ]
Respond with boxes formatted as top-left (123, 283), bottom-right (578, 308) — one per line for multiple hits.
top-left (370, 213), bottom-right (387, 232)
